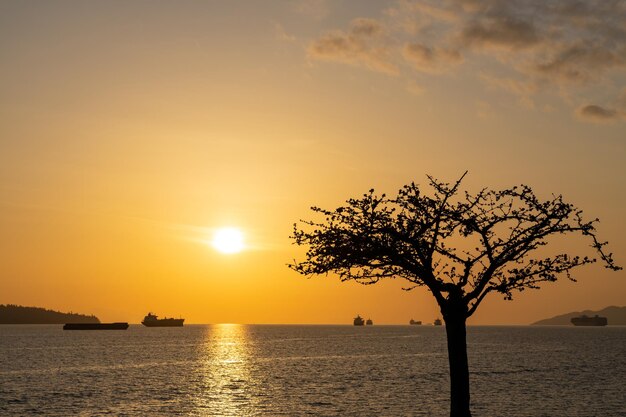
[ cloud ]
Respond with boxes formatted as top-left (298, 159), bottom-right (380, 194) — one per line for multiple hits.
top-left (305, 0), bottom-right (626, 120)
top-left (308, 18), bottom-right (398, 75)
top-left (577, 105), bottom-right (619, 122)
top-left (460, 15), bottom-right (540, 50)
top-left (479, 73), bottom-right (537, 108)
top-left (577, 88), bottom-right (626, 123)
top-left (533, 42), bottom-right (625, 84)
top-left (403, 43), bottom-right (463, 72)
top-left (351, 18), bottom-right (384, 37)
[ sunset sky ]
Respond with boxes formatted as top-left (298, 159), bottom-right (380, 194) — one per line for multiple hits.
top-left (1, 0), bottom-right (625, 324)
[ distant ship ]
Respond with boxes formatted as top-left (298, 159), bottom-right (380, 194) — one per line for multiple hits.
top-left (409, 319), bottom-right (422, 325)
top-left (571, 315), bottom-right (608, 326)
top-left (366, 318), bottom-right (373, 325)
top-left (63, 322), bottom-right (128, 330)
top-left (434, 318), bottom-right (442, 326)
top-left (142, 313), bottom-right (184, 327)
top-left (353, 315), bottom-right (365, 326)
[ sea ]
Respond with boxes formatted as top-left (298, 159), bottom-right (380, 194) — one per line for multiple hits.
top-left (1, 324), bottom-right (624, 416)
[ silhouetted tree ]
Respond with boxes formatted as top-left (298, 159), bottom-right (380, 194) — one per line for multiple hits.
top-left (289, 173), bottom-right (620, 417)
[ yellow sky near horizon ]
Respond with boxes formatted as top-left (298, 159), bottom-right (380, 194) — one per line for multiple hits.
top-left (1, 1), bottom-right (625, 324)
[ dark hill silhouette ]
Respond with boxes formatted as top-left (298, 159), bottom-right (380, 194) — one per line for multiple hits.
top-left (0, 304), bottom-right (99, 324)
top-left (532, 306), bottom-right (626, 325)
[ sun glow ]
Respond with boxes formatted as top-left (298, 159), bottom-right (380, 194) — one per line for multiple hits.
top-left (211, 228), bottom-right (245, 254)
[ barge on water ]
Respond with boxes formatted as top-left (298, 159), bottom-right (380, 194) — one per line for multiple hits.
top-left (63, 322), bottom-right (129, 330)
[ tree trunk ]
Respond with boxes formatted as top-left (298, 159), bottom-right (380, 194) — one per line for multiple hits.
top-left (443, 310), bottom-right (471, 417)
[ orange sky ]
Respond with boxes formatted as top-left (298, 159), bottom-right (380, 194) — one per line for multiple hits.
top-left (1, 1), bottom-right (624, 324)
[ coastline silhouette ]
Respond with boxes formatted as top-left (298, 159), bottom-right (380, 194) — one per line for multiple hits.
top-left (532, 305), bottom-right (626, 325)
top-left (0, 304), bottom-right (99, 324)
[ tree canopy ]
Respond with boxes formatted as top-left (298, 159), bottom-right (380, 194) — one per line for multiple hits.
top-left (290, 173), bottom-right (620, 317)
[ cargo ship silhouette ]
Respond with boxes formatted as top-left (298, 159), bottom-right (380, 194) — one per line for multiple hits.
top-left (141, 312), bottom-right (184, 327)
top-left (571, 315), bottom-right (607, 326)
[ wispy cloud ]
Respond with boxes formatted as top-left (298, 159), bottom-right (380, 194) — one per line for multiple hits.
top-left (308, 18), bottom-right (399, 75)
top-left (305, 0), bottom-right (626, 122)
top-left (533, 42), bottom-right (625, 84)
top-left (459, 15), bottom-right (540, 50)
top-left (403, 43), bottom-right (462, 73)
top-left (577, 104), bottom-right (619, 122)
top-left (577, 87), bottom-right (626, 123)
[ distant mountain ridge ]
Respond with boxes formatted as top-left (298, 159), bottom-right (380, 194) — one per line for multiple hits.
top-left (532, 306), bottom-right (626, 325)
top-left (0, 304), bottom-right (99, 324)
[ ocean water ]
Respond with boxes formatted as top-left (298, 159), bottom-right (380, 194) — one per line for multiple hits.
top-left (0, 324), bottom-right (624, 416)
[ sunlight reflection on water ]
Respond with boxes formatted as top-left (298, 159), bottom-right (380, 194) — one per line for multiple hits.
top-left (195, 324), bottom-right (256, 416)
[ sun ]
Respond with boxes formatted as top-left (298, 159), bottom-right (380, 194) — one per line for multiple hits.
top-left (211, 227), bottom-right (245, 254)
